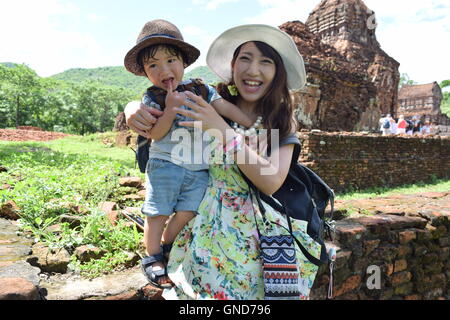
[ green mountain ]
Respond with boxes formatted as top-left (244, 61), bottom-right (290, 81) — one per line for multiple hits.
top-left (185, 66), bottom-right (222, 85)
top-left (50, 65), bottom-right (222, 95)
top-left (51, 66), bottom-right (149, 95)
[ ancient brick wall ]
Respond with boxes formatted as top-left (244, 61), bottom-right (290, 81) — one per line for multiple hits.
top-left (298, 132), bottom-right (450, 193)
top-left (310, 207), bottom-right (449, 300)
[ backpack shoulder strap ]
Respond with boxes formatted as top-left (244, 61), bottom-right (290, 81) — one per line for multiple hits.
top-left (146, 86), bottom-right (166, 109)
top-left (182, 78), bottom-right (210, 102)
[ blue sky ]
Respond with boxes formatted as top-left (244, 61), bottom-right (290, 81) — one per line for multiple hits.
top-left (0, 0), bottom-right (449, 85)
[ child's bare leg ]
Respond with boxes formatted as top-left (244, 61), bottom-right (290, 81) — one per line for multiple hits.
top-left (161, 211), bottom-right (196, 252)
top-left (144, 215), bottom-right (170, 285)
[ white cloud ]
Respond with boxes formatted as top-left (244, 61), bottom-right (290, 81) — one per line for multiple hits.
top-left (87, 13), bottom-right (105, 23)
top-left (246, 0), bottom-right (450, 83)
top-left (181, 25), bottom-right (216, 71)
top-left (192, 0), bottom-right (241, 11)
top-left (365, 0), bottom-right (450, 83)
top-left (0, 0), bottom-right (104, 77)
top-left (245, 0), bottom-right (318, 26)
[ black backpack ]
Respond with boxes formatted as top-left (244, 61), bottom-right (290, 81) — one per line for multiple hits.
top-left (243, 137), bottom-right (335, 266)
top-left (134, 79), bottom-right (210, 173)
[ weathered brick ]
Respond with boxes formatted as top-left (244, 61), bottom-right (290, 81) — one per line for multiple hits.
top-left (416, 229), bottom-right (433, 242)
top-left (399, 230), bottom-right (417, 244)
top-left (335, 221), bottom-right (367, 243)
top-left (335, 250), bottom-right (352, 269)
top-left (422, 253), bottom-right (439, 264)
top-left (438, 246), bottom-right (449, 261)
top-left (413, 245), bottom-right (428, 256)
top-left (394, 259), bottom-right (408, 273)
top-left (333, 275), bottom-right (362, 298)
top-left (439, 237), bottom-right (450, 247)
top-left (394, 282), bottom-right (413, 296)
top-left (364, 239), bottom-right (380, 255)
top-left (391, 271), bottom-right (412, 285)
top-left (370, 245), bottom-right (398, 262)
top-left (397, 245), bottom-right (412, 257)
top-left (424, 262), bottom-right (444, 275)
top-left (404, 294), bottom-right (422, 300)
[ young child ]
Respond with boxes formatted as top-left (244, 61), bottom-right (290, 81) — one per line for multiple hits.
top-left (124, 19), bottom-right (253, 288)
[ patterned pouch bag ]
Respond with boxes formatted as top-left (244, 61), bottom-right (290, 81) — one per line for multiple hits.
top-left (259, 234), bottom-right (300, 300)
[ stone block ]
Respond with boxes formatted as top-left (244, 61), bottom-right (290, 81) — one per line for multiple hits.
top-left (98, 201), bottom-right (117, 215)
top-left (27, 243), bottom-right (71, 273)
top-left (424, 262), bottom-right (444, 275)
top-left (333, 275), bottom-right (362, 298)
top-left (74, 245), bottom-right (107, 263)
top-left (416, 229), bottom-right (433, 242)
top-left (0, 200), bottom-right (20, 220)
top-left (397, 245), bottom-right (412, 257)
top-left (438, 246), bottom-right (449, 261)
top-left (119, 177), bottom-right (143, 188)
top-left (369, 245), bottom-right (398, 262)
top-left (404, 294), bottom-right (422, 300)
top-left (364, 239), bottom-right (380, 255)
top-left (335, 250), bottom-right (352, 269)
top-left (398, 230), bottom-right (417, 244)
top-left (334, 220), bottom-right (367, 243)
top-left (0, 278), bottom-right (39, 300)
top-left (439, 237), bottom-right (450, 247)
top-left (394, 259), bottom-right (408, 273)
top-left (390, 271), bottom-right (412, 285)
top-left (393, 282), bottom-right (413, 296)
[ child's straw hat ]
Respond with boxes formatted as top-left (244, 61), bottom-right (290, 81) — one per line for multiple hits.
top-left (125, 19), bottom-right (200, 76)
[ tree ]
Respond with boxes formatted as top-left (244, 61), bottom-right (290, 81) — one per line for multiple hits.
top-left (0, 64), bottom-right (41, 128)
top-left (440, 79), bottom-right (450, 117)
top-left (0, 64), bottom-right (136, 134)
top-left (399, 73), bottom-right (416, 89)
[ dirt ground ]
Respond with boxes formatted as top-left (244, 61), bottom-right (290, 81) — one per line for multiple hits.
top-left (0, 129), bottom-right (71, 142)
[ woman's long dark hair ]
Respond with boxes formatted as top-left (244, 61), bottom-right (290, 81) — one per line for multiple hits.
top-left (217, 41), bottom-right (296, 141)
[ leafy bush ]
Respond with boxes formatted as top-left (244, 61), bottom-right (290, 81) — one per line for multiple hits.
top-left (0, 135), bottom-right (145, 277)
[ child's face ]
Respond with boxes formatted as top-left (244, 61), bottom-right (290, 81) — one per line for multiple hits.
top-left (143, 47), bottom-right (185, 91)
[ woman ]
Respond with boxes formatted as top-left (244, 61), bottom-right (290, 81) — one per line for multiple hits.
top-left (397, 115), bottom-right (407, 135)
top-left (126, 24), bottom-right (322, 300)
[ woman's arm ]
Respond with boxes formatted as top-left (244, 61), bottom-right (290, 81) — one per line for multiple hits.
top-left (211, 99), bottom-right (254, 128)
top-left (174, 91), bottom-right (293, 195)
top-left (233, 142), bottom-right (294, 195)
top-left (124, 101), bottom-right (163, 138)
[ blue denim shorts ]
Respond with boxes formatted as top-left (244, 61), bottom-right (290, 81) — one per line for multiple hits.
top-left (141, 158), bottom-right (209, 217)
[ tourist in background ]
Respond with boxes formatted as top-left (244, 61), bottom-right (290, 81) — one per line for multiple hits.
top-left (412, 116), bottom-right (422, 135)
top-left (406, 118), bottom-right (414, 135)
top-left (397, 115), bottom-right (407, 135)
top-left (381, 114), bottom-right (391, 136)
top-left (422, 121), bottom-right (431, 135)
top-left (389, 115), bottom-right (397, 135)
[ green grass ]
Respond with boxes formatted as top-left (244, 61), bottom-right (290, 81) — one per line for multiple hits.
top-left (336, 178), bottom-right (450, 201)
top-left (0, 133), bottom-right (145, 278)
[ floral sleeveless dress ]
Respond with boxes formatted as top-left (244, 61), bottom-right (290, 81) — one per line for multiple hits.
top-left (162, 137), bottom-right (322, 300)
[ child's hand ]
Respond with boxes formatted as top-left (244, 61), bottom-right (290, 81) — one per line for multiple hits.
top-left (165, 82), bottom-right (186, 109)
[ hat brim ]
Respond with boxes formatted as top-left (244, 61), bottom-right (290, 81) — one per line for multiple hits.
top-left (206, 24), bottom-right (306, 90)
top-left (124, 36), bottom-right (200, 76)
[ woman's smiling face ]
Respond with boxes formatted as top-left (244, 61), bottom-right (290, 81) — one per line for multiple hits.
top-left (232, 41), bottom-right (276, 106)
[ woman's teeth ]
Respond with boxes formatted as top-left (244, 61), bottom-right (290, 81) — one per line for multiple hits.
top-left (244, 80), bottom-right (262, 86)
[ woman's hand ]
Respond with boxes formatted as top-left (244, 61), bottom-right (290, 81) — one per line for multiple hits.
top-left (124, 101), bottom-right (164, 138)
top-left (175, 91), bottom-right (231, 139)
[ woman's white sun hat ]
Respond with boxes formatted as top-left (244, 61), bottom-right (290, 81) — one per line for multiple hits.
top-left (206, 24), bottom-right (306, 90)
